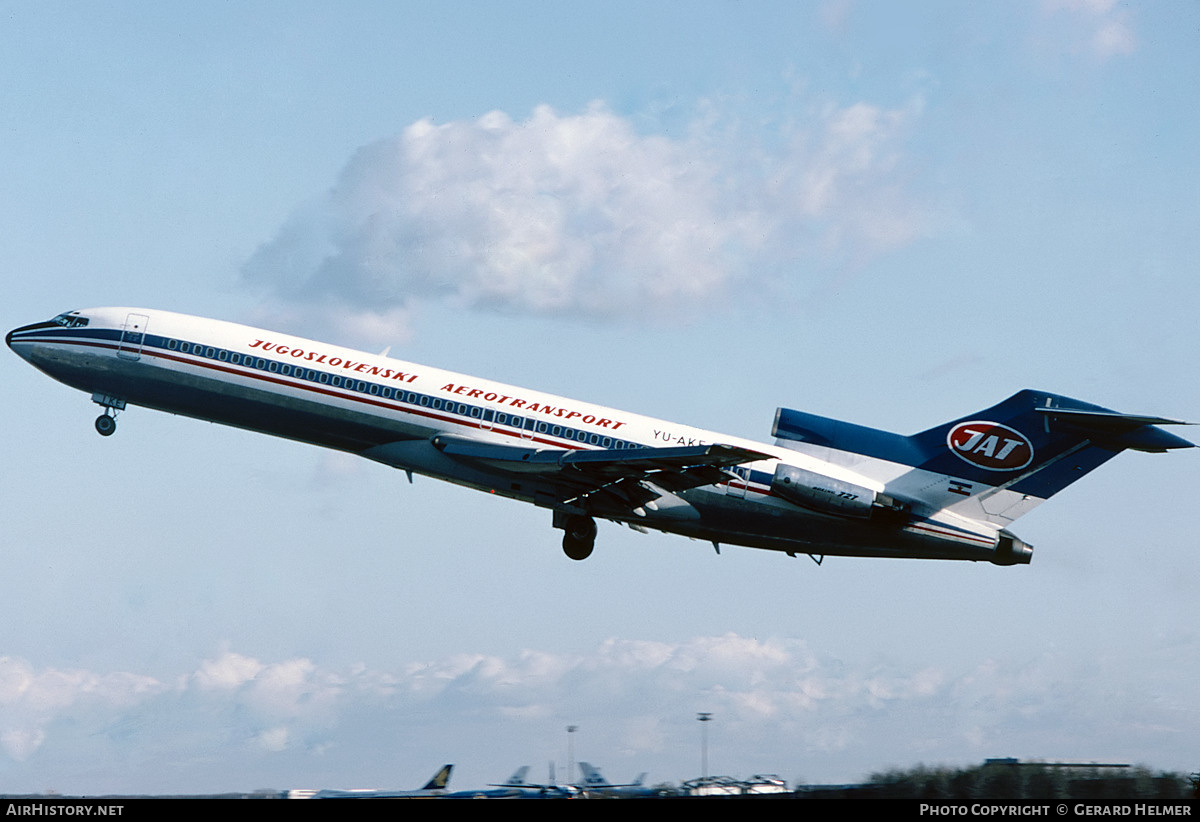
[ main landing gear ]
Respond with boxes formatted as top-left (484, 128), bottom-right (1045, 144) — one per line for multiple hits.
top-left (91, 392), bottom-right (126, 437)
top-left (559, 514), bottom-right (596, 561)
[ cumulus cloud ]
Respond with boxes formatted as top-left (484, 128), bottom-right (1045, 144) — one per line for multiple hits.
top-left (1, 634), bottom-right (1195, 791)
top-left (243, 98), bottom-right (928, 345)
top-left (1042, 0), bottom-right (1137, 61)
top-left (0, 656), bottom-right (163, 761)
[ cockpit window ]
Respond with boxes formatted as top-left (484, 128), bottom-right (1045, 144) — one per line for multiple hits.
top-left (52, 312), bottom-right (89, 328)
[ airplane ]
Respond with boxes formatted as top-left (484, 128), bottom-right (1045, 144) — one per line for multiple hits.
top-left (442, 765), bottom-right (576, 799)
top-left (7, 307), bottom-right (1193, 566)
top-left (499, 765), bottom-right (532, 789)
top-left (491, 764), bottom-right (575, 798)
top-left (577, 762), bottom-right (666, 797)
top-left (308, 764), bottom-right (453, 798)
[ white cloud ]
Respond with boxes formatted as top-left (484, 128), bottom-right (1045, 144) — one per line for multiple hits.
top-left (243, 98), bottom-right (928, 346)
top-left (1090, 16), bottom-right (1136, 59)
top-left (192, 651), bottom-right (263, 690)
top-left (1, 634), bottom-right (1193, 790)
top-left (1042, 0), bottom-right (1137, 61)
top-left (1, 728), bottom-right (45, 762)
top-left (0, 656), bottom-right (164, 761)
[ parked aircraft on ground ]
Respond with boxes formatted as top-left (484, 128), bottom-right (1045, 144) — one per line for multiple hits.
top-left (8, 308), bottom-right (1192, 565)
top-left (481, 765), bottom-right (576, 799)
top-left (438, 765), bottom-right (576, 799)
top-left (577, 762), bottom-right (663, 797)
top-left (308, 764), bottom-right (453, 798)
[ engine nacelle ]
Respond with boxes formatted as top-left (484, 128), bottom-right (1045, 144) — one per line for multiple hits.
top-left (771, 464), bottom-right (908, 520)
top-left (992, 530), bottom-right (1034, 565)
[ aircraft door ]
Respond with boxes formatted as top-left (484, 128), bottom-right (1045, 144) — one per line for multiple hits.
top-left (117, 313), bottom-right (150, 361)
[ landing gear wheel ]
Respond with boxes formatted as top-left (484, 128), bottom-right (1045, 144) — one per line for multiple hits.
top-left (563, 533), bottom-right (594, 561)
top-left (94, 414), bottom-right (116, 437)
top-left (561, 515), bottom-right (596, 561)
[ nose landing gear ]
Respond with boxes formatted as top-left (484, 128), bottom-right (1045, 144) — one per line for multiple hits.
top-left (94, 413), bottom-right (116, 436)
top-left (90, 392), bottom-right (126, 437)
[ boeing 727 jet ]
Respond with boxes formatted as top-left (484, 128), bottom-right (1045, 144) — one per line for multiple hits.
top-left (7, 308), bottom-right (1193, 565)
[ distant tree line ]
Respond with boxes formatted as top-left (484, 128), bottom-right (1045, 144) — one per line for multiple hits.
top-left (835, 761), bottom-right (1193, 801)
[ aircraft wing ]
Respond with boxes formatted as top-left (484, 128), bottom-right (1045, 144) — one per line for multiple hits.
top-left (432, 435), bottom-right (772, 510)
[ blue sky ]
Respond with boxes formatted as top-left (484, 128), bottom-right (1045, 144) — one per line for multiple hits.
top-left (2, 1), bottom-right (1197, 794)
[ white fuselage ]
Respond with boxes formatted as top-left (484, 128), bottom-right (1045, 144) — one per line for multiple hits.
top-left (8, 307), bottom-right (1015, 564)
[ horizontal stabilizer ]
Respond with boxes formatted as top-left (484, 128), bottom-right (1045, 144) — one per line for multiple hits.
top-left (1035, 406), bottom-right (1194, 452)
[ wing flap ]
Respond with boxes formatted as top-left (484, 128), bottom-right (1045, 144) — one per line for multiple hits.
top-left (431, 435), bottom-right (772, 507)
top-left (432, 435), bottom-right (769, 471)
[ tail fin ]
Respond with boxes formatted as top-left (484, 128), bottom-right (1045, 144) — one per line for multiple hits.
top-left (774, 390), bottom-right (1192, 522)
top-left (420, 764), bottom-right (453, 791)
top-left (578, 762), bottom-right (608, 788)
top-left (502, 766), bottom-right (530, 787)
top-left (907, 390), bottom-right (1191, 499)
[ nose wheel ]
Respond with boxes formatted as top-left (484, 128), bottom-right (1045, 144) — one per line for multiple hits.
top-left (90, 392), bottom-right (126, 436)
top-left (95, 413), bottom-right (117, 436)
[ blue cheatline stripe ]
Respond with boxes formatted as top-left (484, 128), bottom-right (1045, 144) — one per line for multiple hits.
top-left (15, 329), bottom-right (676, 460)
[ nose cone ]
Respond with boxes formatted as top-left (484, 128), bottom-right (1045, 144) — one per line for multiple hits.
top-left (7, 324), bottom-right (27, 351)
top-left (7, 321), bottom-right (54, 360)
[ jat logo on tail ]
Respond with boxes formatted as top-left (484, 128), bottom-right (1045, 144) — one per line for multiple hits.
top-left (947, 421), bottom-right (1034, 472)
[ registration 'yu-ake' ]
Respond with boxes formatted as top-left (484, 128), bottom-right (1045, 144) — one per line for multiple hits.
top-left (8, 308), bottom-right (1194, 566)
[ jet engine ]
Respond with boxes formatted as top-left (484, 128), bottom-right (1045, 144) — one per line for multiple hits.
top-left (992, 531), bottom-right (1034, 565)
top-left (770, 464), bottom-right (908, 521)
